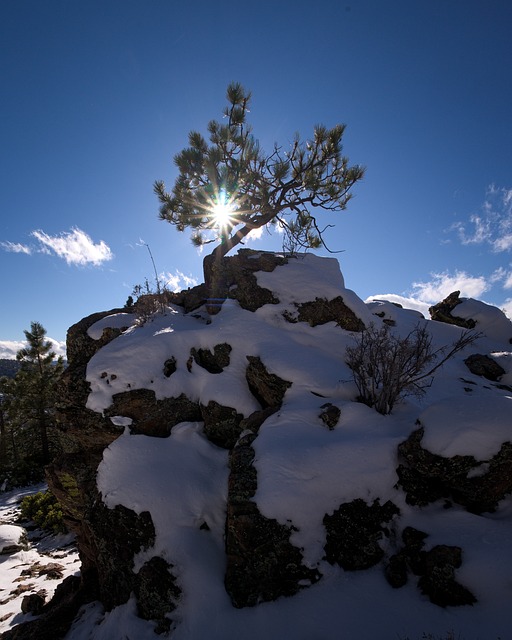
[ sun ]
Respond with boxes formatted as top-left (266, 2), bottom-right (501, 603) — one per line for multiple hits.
top-left (211, 189), bottom-right (235, 229)
top-left (212, 201), bottom-right (233, 227)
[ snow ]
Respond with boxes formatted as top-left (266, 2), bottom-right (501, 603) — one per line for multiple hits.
top-left (86, 313), bottom-right (137, 340)
top-left (0, 485), bottom-right (79, 634)
top-left (455, 298), bottom-right (512, 344)
top-left (0, 524), bottom-right (26, 553)
top-left (419, 395), bottom-right (512, 458)
top-left (4, 254), bottom-right (512, 639)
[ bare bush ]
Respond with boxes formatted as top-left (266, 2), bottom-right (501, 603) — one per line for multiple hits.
top-left (132, 278), bottom-right (173, 326)
top-left (346, 323), bottom-right (479, 415)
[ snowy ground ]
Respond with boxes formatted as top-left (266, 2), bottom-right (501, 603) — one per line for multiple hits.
top-left (0, 484), bottom-right (79, 635)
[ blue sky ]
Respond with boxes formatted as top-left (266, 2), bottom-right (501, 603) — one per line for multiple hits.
top-left (1, 0), bottom-right (511, 354)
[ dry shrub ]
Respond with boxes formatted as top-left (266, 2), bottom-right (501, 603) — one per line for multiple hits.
top-left (346, 323), bottom-right (479, 415)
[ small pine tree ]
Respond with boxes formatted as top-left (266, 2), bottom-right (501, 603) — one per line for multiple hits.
top-left (1, 322), bottom-right (64, 467)
top-left (154, 82), bottom-right (364, 291)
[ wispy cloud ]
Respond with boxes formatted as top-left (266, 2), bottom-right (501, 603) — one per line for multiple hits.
top-left (30, 228), bottom-right (113, 266)
top-left (1, 241), bottom-right (32, 255)
top-left (451, 185), bottom-right (512, 252)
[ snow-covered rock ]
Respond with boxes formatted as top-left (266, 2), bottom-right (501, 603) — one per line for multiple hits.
top-left (6, 251), bottom-right (511, 640)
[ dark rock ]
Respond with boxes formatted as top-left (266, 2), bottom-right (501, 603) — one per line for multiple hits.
top-left (225, 433), bottom-right (321, 608)
top-left (163, 356), bottom-right (177, 377)
top-left (165, 283), bottom-right (209, 313)
top-left (319, 403), bottom-right (341, 429)
top-left (190, 343), bottom-right (232, 373)
top-left (384, 552), bottom-right (409, 588)
top-left (239, 406), bottom-right (279, 434)
top-left (245, 356), bottom-right (292, 408)
top-left (201, 400), bottom-right (244, 449)
top-left (396, 426), bottom-right (512, 513)
top-left (401, 526), bottom-right (429, 575)
top-left (295, 296), bottom-right (365, 331)
top-left (87, 501), bottom-right (155, 611)
top-left (203, 249), bottom-right (288, 313)
top-left (323, 498), bottom-right (400, 570)
top-left (385, 526), bottom-right (429, 588)
top-left (21, 592), bottom-right (46, 615)
top-left (105, 389), bottom-right (202, 438)
top-left (418, 545), bottom-right (477, 607)
top-left (135, 556), bottom-right (181, 633)
top-left (65, 308), bottom-right (127, 366)
top-left (429, 291), bottom-right (476, 328)
top-left (385, 529), bottom-right (476, 607)
top-left (38, 563), bottom-right (65, 580)
top-left (464, 353), bottom-right (505, 381)
top-left (1, 575), bottom-right (86, 640)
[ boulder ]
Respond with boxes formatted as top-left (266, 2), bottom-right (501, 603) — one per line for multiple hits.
top-left (104, 389), bottom-right (201, 438)
top-left (385, 528), bottom-right (476, 607)
top-left (429, 291), bottom-right (476, 328)
top-left (245, 356), bottom-right (292, 408)
top-left (190, 343), bottom-right (232, 373)
top-left (319, 403), bottom-right (341, 429)
top-left (464, 353), bottom-right (506, 381)
top-left (295, 296), bottom-right (365, 331)
top-left (21, 592), bottom-right (46, 615)
top-left (396, 426), bottom-right (512, 513)
top-left (134, 556), bottom-right (181, 634)
top-left (0, 524), bottom-right (29, 555)
top-left (323, 498), bottom-right (399, 570)
top-left (201, 400), bottom-right (244, 449)
top-left (418, 545), bottom-right (477, 607)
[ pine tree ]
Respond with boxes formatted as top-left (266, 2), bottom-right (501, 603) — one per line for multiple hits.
top-left (1, 322), bottom-right (64, 467)
top-left (154, 82), bottom-right (364, 290)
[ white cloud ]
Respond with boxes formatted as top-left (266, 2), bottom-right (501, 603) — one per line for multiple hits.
top-left (451, 185), bottom-right (512, 252)
top-left (163, 270), bottom-right (199, 292)
top-left (412, 270), bottom-right (489, 303)
top-left (246, 226), bottom-right (266, 241)
top-left (30, 227), bottom-right (113, 266)
top-left (0, 338), bottom-right (66, 360)
top-left (0, 340), bottom-right (26, 359)
top-left (503, 272), bottom-right (512, 290)
top-left (1, 241), bottom-right (32, 255)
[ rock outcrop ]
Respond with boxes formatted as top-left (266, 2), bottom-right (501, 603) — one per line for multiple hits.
top-left (396, 425), bottom-right (512, 514)
top-left (7, 250), bottom-right (511, 639)
top-left (429, 291), bottom-right (476, 328)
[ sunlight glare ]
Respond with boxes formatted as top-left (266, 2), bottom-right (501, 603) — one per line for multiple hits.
top-left (211, 189), bottom-right (234, 228)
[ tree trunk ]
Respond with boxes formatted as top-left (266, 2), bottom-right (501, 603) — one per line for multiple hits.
top-left (202, 221), bottom-right (261, 309)
top-left (39, 408), bottom-right (50, 465)
top-left (0, 408), bottom-right (7, 467)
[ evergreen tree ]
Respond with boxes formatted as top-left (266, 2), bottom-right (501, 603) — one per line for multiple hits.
top-left (1, 322), bottom-right (64, 469)
top-left (154, 82), bottom-right (364, 288)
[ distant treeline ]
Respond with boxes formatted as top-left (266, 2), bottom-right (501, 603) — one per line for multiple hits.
top-left (0, 359), bottom-right (21, 379)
